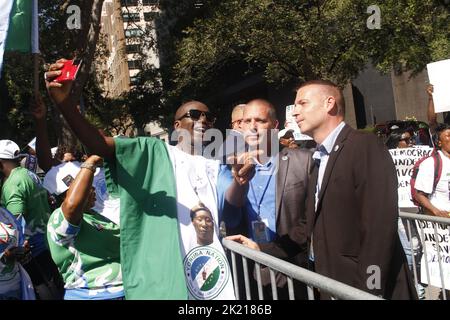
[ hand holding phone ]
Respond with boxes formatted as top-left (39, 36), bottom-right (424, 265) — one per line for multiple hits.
top-left (53, 59), bottom-right (82, 83)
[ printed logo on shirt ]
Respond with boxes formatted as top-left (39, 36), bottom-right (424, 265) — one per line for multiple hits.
top-left (183, 246), bottom-right (229, 300)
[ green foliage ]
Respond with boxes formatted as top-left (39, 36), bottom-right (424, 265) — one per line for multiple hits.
top-left (0, 52), bottom-right (36, 146)
top-left (367, 0), bottom-right (450, 75)
top-left (172, 0), bottom-right (449, 98)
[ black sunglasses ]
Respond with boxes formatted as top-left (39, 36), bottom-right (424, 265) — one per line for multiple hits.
top-left (177, 109), bottom-right (216, 123)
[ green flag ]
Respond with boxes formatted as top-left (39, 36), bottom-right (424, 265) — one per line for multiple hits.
top-left (105, 137), bottom-right (188, 299)
top-left (6, 0), bottom-right (38, 53)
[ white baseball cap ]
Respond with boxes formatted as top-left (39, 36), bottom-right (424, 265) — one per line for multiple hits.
top-left (0, 140), bottom-right (21, 160)
top-left (43, 161), bottom-right (82, 195)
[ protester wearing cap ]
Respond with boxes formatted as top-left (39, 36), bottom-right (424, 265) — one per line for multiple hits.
top-left (0, 139), bottom-right (64, 299)
top-left (45, 156), bottom-right (123, 300)
top-left (278, 128), bottom-right (298, 149)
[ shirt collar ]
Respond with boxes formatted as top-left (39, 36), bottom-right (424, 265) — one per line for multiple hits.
top-left (254, 156), bottom-right (275, 171)
top-left (319, 121), bottom-right (345, 155)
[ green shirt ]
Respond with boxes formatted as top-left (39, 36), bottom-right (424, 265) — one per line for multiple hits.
top-left (47, 208), bottom-right (123, 300)
top-left (1, 167), bottom-right (51, 256)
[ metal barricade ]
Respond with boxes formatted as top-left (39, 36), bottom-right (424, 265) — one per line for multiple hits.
top-left (399, 211), bottom-right (450, 300)
top-left (222, 239), bottom-right (382, 300)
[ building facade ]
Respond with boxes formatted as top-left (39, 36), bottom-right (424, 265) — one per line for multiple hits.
top-left (99, 0), bottom-right (168, 141)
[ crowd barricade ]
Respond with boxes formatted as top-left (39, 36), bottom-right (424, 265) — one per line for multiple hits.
top-left (399, 210), bottom-right (450, 300)
top-left (221, 239), bottom-right (382, 300)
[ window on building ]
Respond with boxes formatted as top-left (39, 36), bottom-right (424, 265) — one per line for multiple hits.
top-left (121, 0), bottom-right (138, 6)
top-left (122, 12), bottom-right (140, 22)
top-left (128, 60), bottom-right (142, 70)
top-left (125, 28), bottom-right (143, 38)
top-left (144, 12), bottom-right (158, 21)
top-left (143, 0), bottom-right (159, 5)
top-left (126, 44), bottom-right (140, 53)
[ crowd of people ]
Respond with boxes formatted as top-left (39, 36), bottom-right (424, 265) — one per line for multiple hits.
top-left (0, 58), bottom-right (448, 300)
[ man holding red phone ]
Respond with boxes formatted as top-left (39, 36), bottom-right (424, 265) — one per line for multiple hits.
top-left (51, 59), bottom-right (82, 83)
top-left (43, 59), bottom-right (254, 299)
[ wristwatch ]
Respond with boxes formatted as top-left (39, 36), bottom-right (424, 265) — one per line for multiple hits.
top-left (80, 162), bottom-right (96, 173)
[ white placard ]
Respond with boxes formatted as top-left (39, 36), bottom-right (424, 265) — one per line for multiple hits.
top-left (427, 59), bottom-right (450, 113)
top-left (389, 146), bottom-right (433, 208)
top-left (416, 220), bottom-right (450, 290)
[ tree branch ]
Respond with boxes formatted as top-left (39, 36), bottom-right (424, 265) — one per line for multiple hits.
top-left (71, 0), bottom-right (105, 102)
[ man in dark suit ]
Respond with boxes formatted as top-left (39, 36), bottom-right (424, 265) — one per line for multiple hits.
top-left (292, 80), bottom-right (417, 299)
top-left (226, 99), bottom-right (311, 299)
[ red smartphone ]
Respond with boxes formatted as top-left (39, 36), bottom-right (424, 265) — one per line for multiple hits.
top-left (53, 59), bottom-right (82, 83)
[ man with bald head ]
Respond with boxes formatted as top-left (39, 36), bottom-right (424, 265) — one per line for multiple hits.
top-left (230, 104), bottom-right (245, 131)
top-left (226, 98), bottom-right (311, 299)
top-left (292, 80), bottom-right (416, 299)
top-left (43, 59), bottom-right (254, 299)
top-left (173, 100), bottom-right (215, 155)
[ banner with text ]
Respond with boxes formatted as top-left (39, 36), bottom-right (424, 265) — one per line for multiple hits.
top-left (389, 146), bottom-right (433, 208)
top-left (416, 220), bottom-right (450, 289)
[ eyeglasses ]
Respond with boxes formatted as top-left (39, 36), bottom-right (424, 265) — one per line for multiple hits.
top-left (177, 109), bottom-right (216, 123)
top-left (231, 119), bottom-right (243, 127)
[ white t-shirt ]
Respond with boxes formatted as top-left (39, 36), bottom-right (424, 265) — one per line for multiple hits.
top-left (166, 145), bottom-right (236, 300)
top-left (414, 150), bottom-right (450, 211)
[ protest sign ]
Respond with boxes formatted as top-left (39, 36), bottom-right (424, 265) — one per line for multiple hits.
top-left (389, 146), bottom-right (433, 208)
top-left (416, 220), bottom-right (450, 289)
top-left (427, 59), bottom-right (450, 113)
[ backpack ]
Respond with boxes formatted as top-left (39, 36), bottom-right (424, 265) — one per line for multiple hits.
top-left (410, 149), bottom-right (442, 206)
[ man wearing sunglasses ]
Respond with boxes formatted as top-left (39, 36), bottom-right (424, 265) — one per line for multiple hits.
top-left (44, 59), bottom-right (252, 300)
top-left (173, 101), bottom-right (216, 156)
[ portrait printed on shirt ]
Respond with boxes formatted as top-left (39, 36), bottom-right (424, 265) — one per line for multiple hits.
top-left (190, 202), bottom-right (215, 247)
top-left (183, 202), bottom-right (232, 300)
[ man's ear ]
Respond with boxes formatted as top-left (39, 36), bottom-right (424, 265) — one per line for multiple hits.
top-left (324, 96), bottom-right (337, 113)
top-left (174, 120), bottom-right (180, 130)
top-left (274, 120), bottom-right (279, 129)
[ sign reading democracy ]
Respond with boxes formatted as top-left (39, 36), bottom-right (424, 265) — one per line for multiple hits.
top-left (416, 220), bottom-right (450, 290)
top-left (389, 146), bottom-right (433, 208)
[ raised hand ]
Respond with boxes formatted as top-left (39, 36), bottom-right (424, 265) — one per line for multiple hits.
top-left (30, 92), bottom-right (46, 120)
top-left (228, 150), bottom-right (259, 186)
top-left (426, 84), bottom-right (433, 98)
top-left (44, 58), bottom-right (74, 106)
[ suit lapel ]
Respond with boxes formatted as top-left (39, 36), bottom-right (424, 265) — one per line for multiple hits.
top-left (276, 149), bottom-right (289, 221)
top-left (316, 125), bottom-right (352, 212)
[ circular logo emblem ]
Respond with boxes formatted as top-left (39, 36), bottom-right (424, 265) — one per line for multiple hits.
top-left (183, 246), bottom-right (229, 300)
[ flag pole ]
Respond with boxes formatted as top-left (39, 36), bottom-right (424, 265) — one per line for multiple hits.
top-left (32, 0), bottom-right (39, 94)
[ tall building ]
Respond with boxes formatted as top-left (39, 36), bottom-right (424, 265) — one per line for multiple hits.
top-left (100, 0), bottom-right (130, 97)
top-left (99, 0), bottom-right (168, 141)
